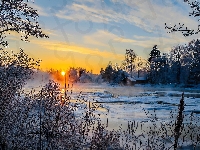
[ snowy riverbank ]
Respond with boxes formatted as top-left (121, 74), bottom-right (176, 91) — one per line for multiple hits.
top-left (22, 78), bottom-right (200, 149)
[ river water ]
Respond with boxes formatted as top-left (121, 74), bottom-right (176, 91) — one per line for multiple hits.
top-left (23, 78), bottom-right (200, 149)
top-left (69, 83), bottom-right (200, 149)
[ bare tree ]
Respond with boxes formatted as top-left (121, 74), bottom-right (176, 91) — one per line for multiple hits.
top-left (125, 49), bottom-right (136, 77)
top-left (0, 0), bottom-right (48, 49)
top-left (165, 0), bottom-right (200, 36)
top-left (0, 0), bottom-right (48, 148)
top-left (0, 49), bottom-right (41, 149)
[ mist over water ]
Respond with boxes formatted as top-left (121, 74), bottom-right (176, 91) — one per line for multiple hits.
top-left (23, 70), bottom-right (52, 93)
top-left (20, 71), bottom-right (200, 149)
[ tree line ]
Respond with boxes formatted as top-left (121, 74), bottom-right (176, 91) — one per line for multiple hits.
top-left (99, 39), bottom-right (200, 86)
top-left (148, 40), bottom-right (200, 86)
top-left (1, 0), bottom-right (200, 149)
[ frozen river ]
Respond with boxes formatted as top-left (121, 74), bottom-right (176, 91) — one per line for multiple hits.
top-left (69, 83), bottom-right (200, 124)
top-left (23, 79), bottom-right (200, 149)
top-left (24, 80), bottom-right (200, 129)
top-left (69, 83), bottom-right (200, 149)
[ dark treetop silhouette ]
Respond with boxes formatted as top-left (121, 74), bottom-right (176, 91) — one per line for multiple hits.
top-left (0, 0), bottom-right (48, 49)
top-left (165, 0), bottom-right (200, 36)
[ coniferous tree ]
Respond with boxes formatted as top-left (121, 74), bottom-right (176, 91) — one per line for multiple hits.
top-left (101, 62), bottom-right (128, 84)
top-left (148, 45), bottom-right (161, 62)
top-left (148, 40), bottom-right (200, 85)
top-left (148, 45), bottom-right (161, 84)
top-left (101, 62), bottom-right (114, 83)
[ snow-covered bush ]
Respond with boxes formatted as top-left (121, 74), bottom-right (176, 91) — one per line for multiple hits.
top-left (0, 49), bottom-right (39, 107)
top-left (68, 67), bottom-right (79, 83)
top-left (79, 72), bottom-right (93, 83)
top-left (92, 74), bottom-right (103, 83)
top-left (0, 79), bottom-right (122, 149)
top-left (0, 49), bottom-right (41, 149)
top-left (101, 63), bottom-right (128, 84)
top-left (79, 72), bottom-right (103, 83)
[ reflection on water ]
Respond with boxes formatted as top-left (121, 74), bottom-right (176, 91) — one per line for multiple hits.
top-left (23, 82), bottom-right (200, 125)
top-left (23, 82), bottom-right (200, 149)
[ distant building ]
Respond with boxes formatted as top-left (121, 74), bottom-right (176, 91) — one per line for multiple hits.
top-left (127, 77), bottom-right (136, 85)
top-left (121, 75), bottom-right (148, 85)
top-left (135, 76), bottom-right (148, 84)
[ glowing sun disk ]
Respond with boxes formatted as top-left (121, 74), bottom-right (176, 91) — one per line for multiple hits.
top-left (61, 71), bottom-right (65, 76)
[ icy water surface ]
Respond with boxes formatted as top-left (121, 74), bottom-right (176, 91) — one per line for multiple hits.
top-left (69, 83), bottom-right (200, 149)
top-left (70, 83), bottom-right (200, 122)
top-left (24, 81), bottom-right (200, 149)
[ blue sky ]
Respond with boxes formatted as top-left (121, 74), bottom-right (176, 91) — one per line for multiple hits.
top-left (8, 0), bottom-right (200, 73)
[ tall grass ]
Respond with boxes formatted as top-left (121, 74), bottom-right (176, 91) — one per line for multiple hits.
top-left (1, 81), bottom-right (200, 149)
top-left (174, 93), bottom-right (184, 149)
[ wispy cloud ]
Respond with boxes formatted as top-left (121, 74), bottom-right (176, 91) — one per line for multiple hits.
top-left (6, 29), bottom-right (58, 41)
top-left (25, 0), bottom-right (199, 62)
top-left (52, 0), bottom-right (200, 58)
top-left (31, 39), bottom-right (124, 60)
top-left (28, 2), bottom-right (49, 16)
top-left (83, 30), bottom-right (123, 47)
top-left (55, 3), bottom-right (115, 23)
top-left (42, 29), bottom-right (58, 36)
top-left (83, 30), bottom-right (194, 54)
top-left (55, 0), bottom-right (198, 34)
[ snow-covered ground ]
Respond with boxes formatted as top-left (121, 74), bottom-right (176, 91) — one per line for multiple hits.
top-left (68, 83), bottom-right (200, 123)
top-left (68, 83), bottom-right (200, 149)
top-left (24, 78), bottom-right (200, 127)
top-left (23, 76), bottom-right (200, 149)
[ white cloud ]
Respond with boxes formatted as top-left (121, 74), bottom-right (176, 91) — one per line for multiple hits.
top-left (83, 30), bottom-right (122, 47)
top-left (55, 0), bottom-right (199, 35)
top-left (83, 29), bottom-right (196, 56)
top-left (28, 2), bottom-right (49, 16)
top-left (55, 3), bottom-right (117, 23)
top-left (31, 38), bottom-right (124, 60)
top-left (52, 0), bottom-right (199, 58)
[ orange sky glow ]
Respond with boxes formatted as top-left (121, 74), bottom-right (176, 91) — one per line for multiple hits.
top-left (5, 0), bottom-right (199, 74)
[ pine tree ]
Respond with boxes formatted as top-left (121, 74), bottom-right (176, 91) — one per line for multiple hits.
top-left (148, 45), bottom-right (161, 84)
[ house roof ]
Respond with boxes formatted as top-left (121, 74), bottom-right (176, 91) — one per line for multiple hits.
top-left (127, 77), bottom-right (136, 81)
top-left (135, 77), bottom-right (147, 80)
